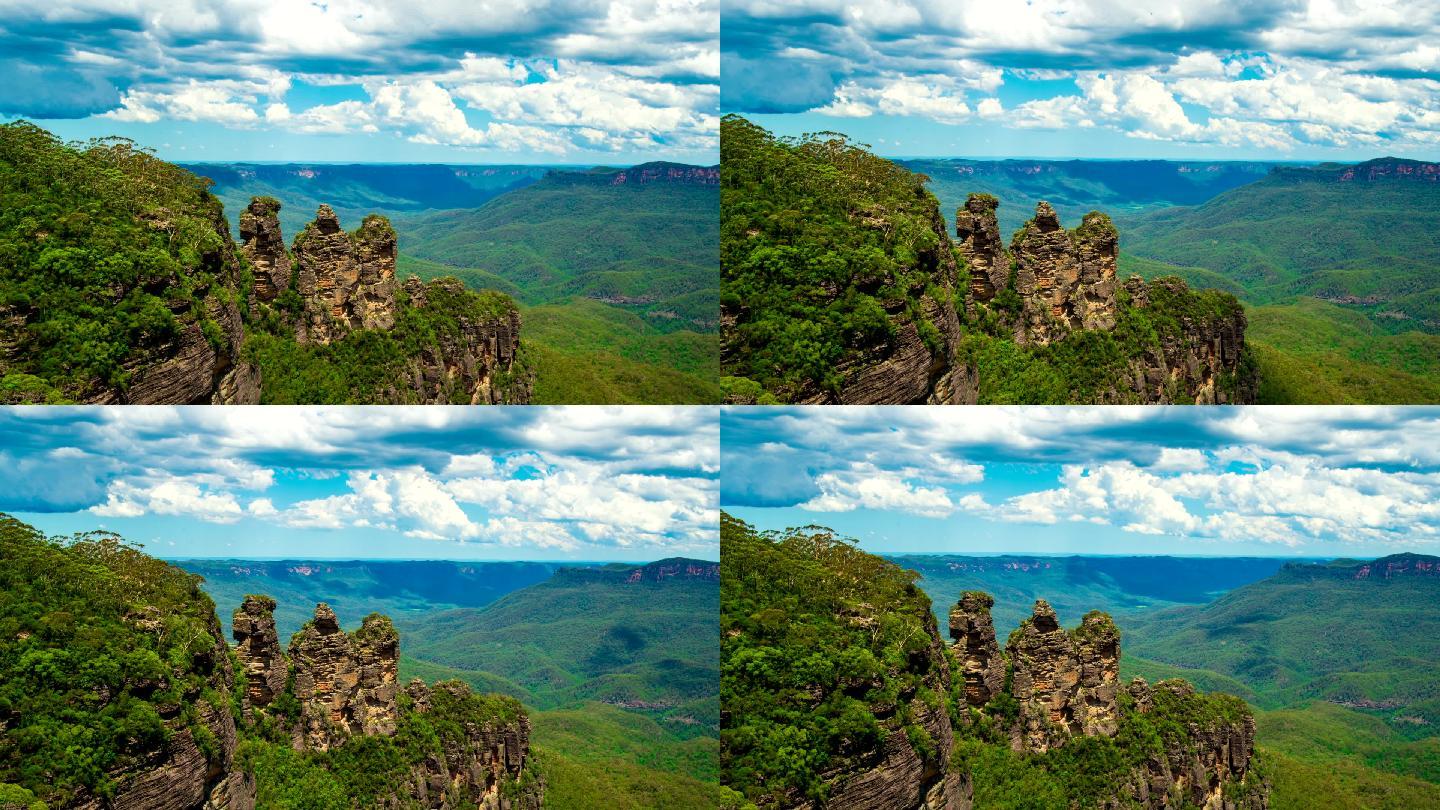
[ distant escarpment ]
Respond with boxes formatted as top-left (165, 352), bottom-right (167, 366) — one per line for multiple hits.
top-left (0, 122), bottom-right (530, 404)
top-left (720, 514), bottom-right (1269, 810)
top-left (233, 597), bottom-right (542, 808)
top-left (719, 116), bottom-right (1257, 405)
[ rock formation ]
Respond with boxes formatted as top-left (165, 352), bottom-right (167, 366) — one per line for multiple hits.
top-left (232, 595), bottom-right (286, 714)
top-left (290, 205), bottom-right (397, 342)
top-left (949, 591), bottom-right (1005, 708)
top-left (1004, 601), bottom-right (1121, 752)
top-left (954, 193), bottom-right (1256, 404)
top-left (238, 197), bottom-right (291, 303)
top-left (397, 277), bottom-right (530, 405)
top-left (238, 199), bottom-right (532, 404)
top-left (954, 193), bottom-right (1009, 302)
top-left (943, 592), bottom-right (1269, 809)
top-left (1114, 679), bottom-right (1266, 810)
top-left (231, 598), bottom-right (541, 809)
top-left (287, 604), bottom-right (400, 750)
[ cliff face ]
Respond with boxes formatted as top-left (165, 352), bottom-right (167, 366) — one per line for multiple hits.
top-left (87, 201), bottom-right (260, 406)
top-left (240, 198), bottom-right (532, 404)
top-left (232, 598), bottom-right (541, 809)
top-left (955, 193), bottom-right (1256, 404)
top-left (69, 602), bottom-right (257, 810)
top-left (804, 599), bottom-right (973, 810)
top-left (949, 593), bottom-right (1269, 810)
top-left (796, 197), bottom-right (977, 406)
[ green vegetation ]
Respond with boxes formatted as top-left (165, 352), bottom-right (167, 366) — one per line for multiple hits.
top-left (392, 169), bottom-right (720, 404)
top-left (398, 169), bottom-right (717, 332)
top-left (722, 517), bottom-right (1272, 808)
top-left (521, 299), bottom-right (721, 403)
top-left (0, 514), bottom-right (233, 806)
top-left (720, 513), bottom-right (944, 806)
top-left (0, 122), bottom-right (239, 401)
top-left (1122, 557), bottom-right (1440, 804)
top-left (954, 684), bottom-right (1259, 809)
top-left (400, 562), bottom-right (718, 721)
top-left (720, 115), bottom-right (953, 399)
top-left (239, 681), bottom-right (540, 809)
top-left (958, 276), bottom-right (1254, 404)
top-left (1121, 161), bottom-right (1440, 403)
top-left (242, 276), bottom-right (532, 404)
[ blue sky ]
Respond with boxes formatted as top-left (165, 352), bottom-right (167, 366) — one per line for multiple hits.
top-left (723, 1), bottom-right (1440, 160)
top-left (722, 406), bottom-right (1440, 557)
top-left (0, 1), bottom-right (717, 164)
top-left (0, 407), bottom-right (718, 561)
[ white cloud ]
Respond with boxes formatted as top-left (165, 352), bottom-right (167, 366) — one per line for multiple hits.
top-left (800, 464), bottom-right (954, 517)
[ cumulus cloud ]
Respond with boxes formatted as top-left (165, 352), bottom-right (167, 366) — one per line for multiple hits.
top-left (722, 0), bottom-right (1440, 153)
top-left (721, 406), bottom-right (1440, 550)
top-left (0, 0), bottom-right (717, 157)
top-left (0, 406), bottom-right (718, 556)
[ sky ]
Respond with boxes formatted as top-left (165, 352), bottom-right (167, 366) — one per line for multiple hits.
top-left (0, 406), bottom-right (718, 561)
top-left (723, 0), bottom-right (1440, 160)
top-left (721, 406), bottom-right (1440, 558)
top-left (0, 0), bottom-right (718, 164)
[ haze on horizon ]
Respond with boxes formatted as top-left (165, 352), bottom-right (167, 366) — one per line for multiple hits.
top-left (722, 0), bottom-right (1440, 162)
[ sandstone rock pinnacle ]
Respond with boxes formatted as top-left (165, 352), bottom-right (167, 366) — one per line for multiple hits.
top-left (238, 197), bottom-right (292, 303)
top-left (949, 591), bottom-right (1005, 707)
top-left (1005, 599), bottom-right (1120, 752)
top-left (232, 594), bottom-right (286, 712)
top-left (291, 206), bottom-right (398, 344)
top-left (955, 193), bottom-right (1008, 302)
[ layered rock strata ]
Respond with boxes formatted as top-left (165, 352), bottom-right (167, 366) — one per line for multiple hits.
top-left (949, 591), bottom-right (1005, 708)
top-left (82, 201), bottom-right (260, 405)
top-left (803, 602), bottom-right (972, 810)
top-left (287, 604), bottom-right (400, 750)
top-left (68, 599), bottom-right (256, 809)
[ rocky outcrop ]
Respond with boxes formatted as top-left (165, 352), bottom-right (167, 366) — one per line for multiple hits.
top-left (287, 604), bottom-right (400, 751)
top-left (238, 197), bottom-right (291, 303)
top-left (805, 604), bottom-right (972, 810)
top-left (1004, 602), bottom-right (1120, 752)
top-left (954, 193), bottom-right (1009, 302)
top-left (397, 277), bottom-right (530, 405)
top-left (232, 595), bottom-right (286, 714)
top-left (999, 201), bottom-right (1120, 342)
top-left (290, 205), bottom-right (397, 343)
top-left (400, 680), bottom-right (543, 810)
top-left (949, 591), bottom-right (1005, 708)
top-left (233, 599), bottom-right (541, 809)
top-left (237, 200), bottom-right (531, 404)
top-left (954, 194), bottom-right (1255, 404)
top-left (67, 600), bottom-right (255, 810)
top-left (1113, 680), bottom-right (1268, 810)
top-left (81, 201), bottom-right (260, 405)
top-left (949, 593), bottom-right (1268, 809)
top-left (1119, 277), bottom-right (1255, 405)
